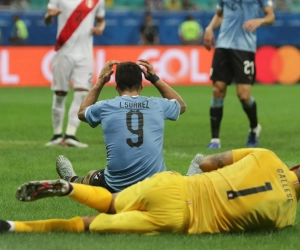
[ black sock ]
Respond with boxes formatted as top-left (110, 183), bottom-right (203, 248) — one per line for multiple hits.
top-left (53, 134), bottom-right (62, 139)
top-left (71, 176), bottom-right (85, 184)
top-left (65, 134), bottom-right (78, 140)
top-left (242, 101), bottom-right (258, 130)
top-left (210, 106), bottom-right (223, 138)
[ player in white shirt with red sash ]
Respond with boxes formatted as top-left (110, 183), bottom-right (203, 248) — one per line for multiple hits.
top-left (45, 0), bottom-right (106, 148)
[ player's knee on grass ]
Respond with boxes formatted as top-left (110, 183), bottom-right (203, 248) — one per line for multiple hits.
top-left (87, 169), bottom-right (115, 192)
top-left (85, 170), bottom-right (98, 185)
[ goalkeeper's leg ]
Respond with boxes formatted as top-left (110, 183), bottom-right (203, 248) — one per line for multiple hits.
top-left (90, 210), bottom-right (188, 234)
top-left (16, 180), bottom-right (115, 213)
top-left (1, 216), bottom-right (87, 233)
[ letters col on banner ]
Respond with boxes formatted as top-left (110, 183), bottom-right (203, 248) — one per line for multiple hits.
top-left (0, 46), bottom-right (299, 87)
top-left (0, 46), bottom-right (213, 87)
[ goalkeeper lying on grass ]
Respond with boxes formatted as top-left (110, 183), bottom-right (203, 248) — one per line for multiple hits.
top-left (1, 148), bottom-right (299, 234)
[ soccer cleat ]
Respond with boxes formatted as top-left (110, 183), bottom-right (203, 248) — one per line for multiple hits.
top-left (15, 179), bottom-right (71, 202)
top-left (45, 134), bottom-right (64, 147)
top-left (0, 220), bottom-right (11, 234)
top-left (186, 154), bottom-right (204, 176)
top-left (246, 124), bottom-right (262, 147)
top-left (64, 135), bottom-right (88, 148)
top-left (56, 155), bottom-right (77, 182)
top-left (207, 138), bottom-right (221, 149)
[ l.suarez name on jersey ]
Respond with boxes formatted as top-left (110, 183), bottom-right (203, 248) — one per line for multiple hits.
top-left (119, 101), bottom-right (150, 109)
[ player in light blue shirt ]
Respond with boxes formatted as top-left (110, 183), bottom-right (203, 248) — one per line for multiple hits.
top-left (56, 59), bottom-right (186, 192)
top-left (216, 0), bottom-right (274, 53)
top-left (203, 0), bottom-right (274, 149)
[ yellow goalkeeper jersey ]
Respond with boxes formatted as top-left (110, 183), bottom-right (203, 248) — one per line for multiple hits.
top-left (185, 148), bottom-right (300, 234)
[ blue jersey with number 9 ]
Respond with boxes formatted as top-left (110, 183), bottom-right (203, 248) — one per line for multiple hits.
top-left (84, 95), bottom-right (180, 191)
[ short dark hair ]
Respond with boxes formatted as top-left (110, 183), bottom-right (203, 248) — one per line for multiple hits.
top-left (115, 62), bottom-right (142, 91)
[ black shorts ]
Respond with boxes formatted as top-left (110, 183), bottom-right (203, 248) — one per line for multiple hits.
top-left (89, 169), bottom-right (117, 193)
top-left (210, 48), bottom-right (256, 85)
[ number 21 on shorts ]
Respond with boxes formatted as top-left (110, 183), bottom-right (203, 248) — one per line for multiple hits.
top-left (244, 60), bottom-right (255, 75)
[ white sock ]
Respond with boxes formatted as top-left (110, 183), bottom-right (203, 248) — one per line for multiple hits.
top-left (211, 138), bottom-right (220, 143)
top-left (66, 91), bottom-right (88, 136)
top-left (252, 124), bottom-right (261, 136)
top-left (52, 94), bottom-right (67, 135)
top-left (7, 221), bottom-right (15, 232)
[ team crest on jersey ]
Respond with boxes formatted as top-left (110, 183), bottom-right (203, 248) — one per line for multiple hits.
top-left (86, 0), bottom-right (94, 8)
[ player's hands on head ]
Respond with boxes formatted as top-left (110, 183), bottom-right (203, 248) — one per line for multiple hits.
top-left (48, 8), bottom-right (62, 17)
top-left (91, 27), bottom-right (103, 36)
top-left (138, 59), bottom-right (155, 79)
top-left (243, 19), bottom-right (262, 32)
top-left (98, 60), bottom-right (120, 84)
top-left (203, 28), bottom-right (215, 51)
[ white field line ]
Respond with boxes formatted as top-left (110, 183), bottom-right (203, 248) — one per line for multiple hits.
top-left (0, 140), bottom-right (41, 145)
top-left (163, 150), bottom-right (192, 158)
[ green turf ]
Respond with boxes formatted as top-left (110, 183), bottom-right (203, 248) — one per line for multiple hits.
top-left (0, 85), bottom-right (300, 250)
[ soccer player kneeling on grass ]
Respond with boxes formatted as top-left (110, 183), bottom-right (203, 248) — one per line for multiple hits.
top-left (55, 59), bottom-right (186, 192)
top-left (1, 148), bottom-right (300, 234)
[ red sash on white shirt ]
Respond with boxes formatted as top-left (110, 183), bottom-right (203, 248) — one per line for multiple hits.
top-left (55, 0), bottom-right (99, 51)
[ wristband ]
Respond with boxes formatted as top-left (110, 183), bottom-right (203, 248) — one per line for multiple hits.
top-left (147, 73), bottom-right (160, 84)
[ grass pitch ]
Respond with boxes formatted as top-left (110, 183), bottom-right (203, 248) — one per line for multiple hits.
top-left (1, 84), bottom-right (300, 250)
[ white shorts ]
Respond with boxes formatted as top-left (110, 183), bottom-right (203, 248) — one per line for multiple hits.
top-left (51, 52), bottom-right (93, 92)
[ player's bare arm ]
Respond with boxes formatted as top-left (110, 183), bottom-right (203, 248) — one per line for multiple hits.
top-left (44, 8), bottom-right (61, 25)
top-left (78, 60), bottom-right (120, 122)
top-left (138, 59), bottom-right (187, 114)
top-left (200, 151), bottom-right (233, 172)
top-left (91, 17), bottom-right (106, 36)
top-left (203, 9), bottom-right (223, 51)
top-left (243, 6), bottom-right (275, 32)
